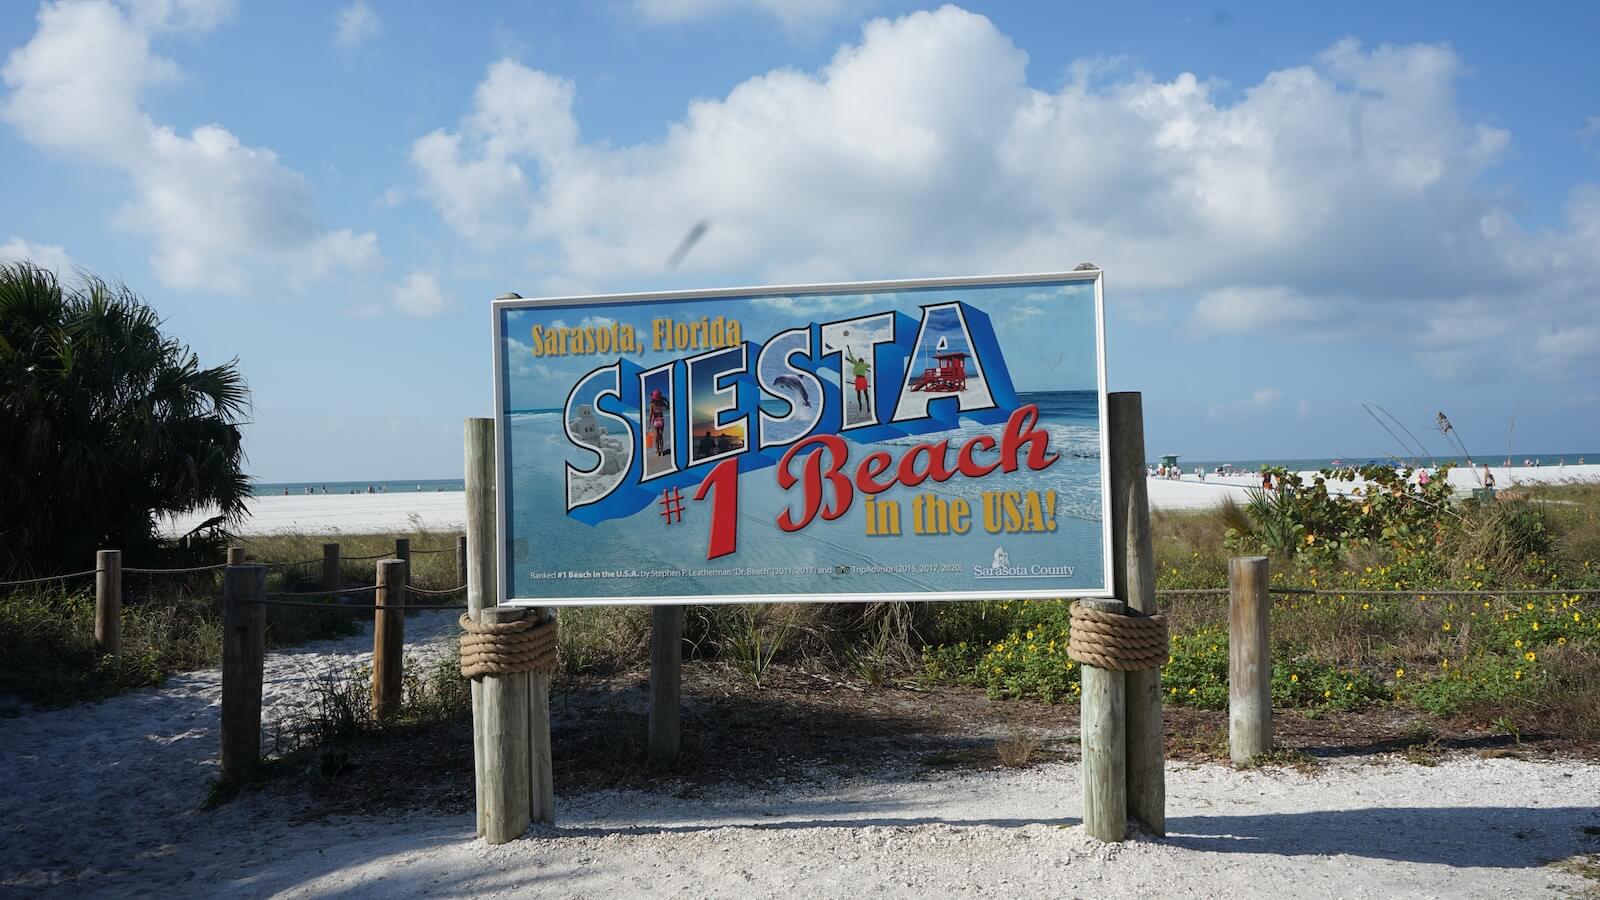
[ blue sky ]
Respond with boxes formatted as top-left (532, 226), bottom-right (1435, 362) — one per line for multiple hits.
top-left (3, 1), bottom-right (1598, 480)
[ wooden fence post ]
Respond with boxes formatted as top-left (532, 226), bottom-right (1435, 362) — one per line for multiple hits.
top-left (1079, 596), bottom-right (1127, 841)
top-left (1108, 392), bottom-right (1164, 836)
top-left (466, 417), bottom-right (496, 838)
top-left (480, 606), bottom-right (532, 844)
top-left (94, 549), bottom-right (122, 658)
top-left (649, 605), bottom-right (683, 762)
top-left (372, 559), bottom-right (406, 721)
top-left (456, 533), bottom-right (468, 588)
top-left (322, 542), bottom-right (340, 597)
top-left (221, 564), bottom-right (266, 778)
top-left (227, 545), bottom-right (246, 565)
top-left (395, 537), bottom-right (411, 588)
top-left (1228, 556), bottom-right (1272, 762)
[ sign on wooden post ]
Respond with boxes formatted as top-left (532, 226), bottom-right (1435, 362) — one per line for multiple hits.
top-left (490, 271), bottom-right (1111, 606)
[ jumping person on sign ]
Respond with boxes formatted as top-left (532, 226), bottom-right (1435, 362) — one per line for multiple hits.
top-left (844, 345), bottom-right (871, 413)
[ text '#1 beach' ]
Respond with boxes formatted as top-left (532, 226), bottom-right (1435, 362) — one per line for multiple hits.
top-left (491, 271), bottom-right (1111, 606)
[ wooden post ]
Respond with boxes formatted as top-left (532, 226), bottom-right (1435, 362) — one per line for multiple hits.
top-left (481, 606), bottom-right (532, 844)
top-left (528, 630), bottom-right (555, 826)
top-left (221, 564), bottom-right (266, 777)
top-left (456, 533), bottom-right (468, 588)
top-left (649, 605), bottom-right (683, 762)
top-left (394, 537), bottom-right (411, 589)
top-left (227, 545), bottom-right (246, 565)
top-left (94, 549), bottom-right (122, 658)
top-left (466, 417), bottom-right (496, 837)
top-left (372, 559), bottom-right (406, 721)
top-left (1079, 597), bottom-right (1127, 841)
top-left (1108, 392), bottom-right (1164, 836)
top-left (322, 542), bottom-right (340, 597)
top-left (1228, 556), bottom-right (1272, 762)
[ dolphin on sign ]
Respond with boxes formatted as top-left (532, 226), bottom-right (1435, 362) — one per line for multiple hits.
top-left (772, 374), bottom-right (812, 407)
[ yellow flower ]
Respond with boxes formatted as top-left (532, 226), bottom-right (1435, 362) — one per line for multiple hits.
top-left (1362, 602), bottom-right (1370, 611)
top-left (1188, 688), bottom-right (1197, 696)
top-left (1345, 682), bottom-right (1353, 690)
top-left (1290, 673), bottom-right (1299, 683)
top-left (1323, 690), bottom-right (1332, 699)
top-left (1527, 602), bottom-right (1535, 611)
top-left (1514, 670), bottom-right (1523, 681)
top-left (1441, 622), bottom-right (1451, 631)
top-left (1557, 637), bottom-right (1567, 646)
top-left (1525, 651), bottom-right (1536, 662)
top-left (1395, 668), bottom-right (1405, 679)
top-left (1531, 621), bottom-right (1540, 631)
top-left (1441, 659), bottom-right (1449, 669)
top-left (1514, 639), bottom-right (1523, 648)
top-left (1170, 687), bottom-right (1178, 695)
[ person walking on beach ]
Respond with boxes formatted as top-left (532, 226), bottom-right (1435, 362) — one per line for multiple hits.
top-left (844, 347), bottom-right (872, 413)
top-left (1417, 468), bottom-right (1430, 486)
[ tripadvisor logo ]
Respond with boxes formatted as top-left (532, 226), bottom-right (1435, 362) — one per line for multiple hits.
top-left (974, 545), bottom-right (1075, 579)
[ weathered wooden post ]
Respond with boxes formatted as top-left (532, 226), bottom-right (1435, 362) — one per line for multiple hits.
top-left (466, 417), bottom-right (495, 837)
top-left (1228, 556), bottom-right (1272, 762)
top-left (227, 545), bottom-right (246, 565)
top-left (372, 559), bottom-right (406, 720)
top-left (456, 533), bottom-right (468, 588)
top-left (221, 564), bottom-right (266, 777)
top-left (94, 549), bottom-right (122, 658)
top-left (395, 537), bottom-right (411, 589)
top-left (1108, 392), bottom-right (1164, 835)
top-left (480, 606), bottom-right (532, 844)
top-left (322, 542), bottom-right (340, 597)
top-left (649, 605), bottom-right (683, 762)
top-left (1078, 597), bottom-right (1127, 841)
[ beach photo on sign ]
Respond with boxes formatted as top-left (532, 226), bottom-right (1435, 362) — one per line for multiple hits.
top-left (495, 274), bottom-right (1108, 604)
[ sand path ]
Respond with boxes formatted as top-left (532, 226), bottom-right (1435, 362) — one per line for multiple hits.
top-left (2, 610), bottom-right (1598, 897)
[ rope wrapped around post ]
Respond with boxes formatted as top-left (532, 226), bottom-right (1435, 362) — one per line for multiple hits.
top-left (459, 613), bottom-right (558, 678)
top-left (1067, 602), bottom-right (1169, 671)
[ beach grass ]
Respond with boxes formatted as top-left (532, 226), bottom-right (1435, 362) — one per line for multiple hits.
top-left (0, 527), bottom-right (468, 710)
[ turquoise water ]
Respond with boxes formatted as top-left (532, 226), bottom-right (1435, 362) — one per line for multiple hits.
top-left (1172, 453), bottom-right (1600, 472)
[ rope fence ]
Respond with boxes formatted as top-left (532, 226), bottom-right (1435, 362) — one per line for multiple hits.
top-left (1155, 586), bottom-right (1600, 599)
top-left (0, 568), bottom-right (101, 588)
top-left (124, 563), bottom-right (226, 574)
top-left (244, 598), bottom-right (468, 611)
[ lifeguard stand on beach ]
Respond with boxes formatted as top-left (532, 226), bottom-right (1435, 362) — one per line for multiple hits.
top-left (1160, 454), bottom-right (1179, 469)
top-left (908, 350), bottom-right (969, 393)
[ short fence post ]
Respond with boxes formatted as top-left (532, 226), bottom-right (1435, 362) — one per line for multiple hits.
top-left (221, 564), bottom-right (266, 778)
top-left (227, 545), bottom-right (246, 565)
top-left (481, 606), bottom-right (532, 844)
top-left (649, 605), bottom-right (683, 762)
top-left (372, 559), bottom-right (406, 721)
top-left (456, 533), bottom-right (468, 588)
top-left (1079, 597), bottom-right (1128, 842)
top-left (1228, 556), bottom-right (1272, 762)
top-left (1108, 391), bottom-right (1165, 836)
top-left (94, 549), bottom-right (122, 658)
top-left (394, 537), bottom-right (411, 588)
top-left (322, 542), bottom-right (340, 597)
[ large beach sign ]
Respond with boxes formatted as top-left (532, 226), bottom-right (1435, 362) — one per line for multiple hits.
top-left (492, 272), bottom-right (1111, 606)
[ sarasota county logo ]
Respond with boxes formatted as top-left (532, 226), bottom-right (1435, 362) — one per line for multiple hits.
top-left (975, 546), bottom-right (1074, 579)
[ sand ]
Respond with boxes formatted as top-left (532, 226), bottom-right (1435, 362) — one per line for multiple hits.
top-left (162, 464), bottom-right (1600, 537)
top-left (2, 613), bottom-right (1598, 898)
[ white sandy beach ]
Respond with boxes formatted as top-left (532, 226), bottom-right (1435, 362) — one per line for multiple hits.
top-left (0, 613), bottom-right (1595, 897)
top-left (163, 464), bottom-right (1600, 536)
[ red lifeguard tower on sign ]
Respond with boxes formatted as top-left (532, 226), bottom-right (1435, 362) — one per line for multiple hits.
top-left (909, 350), bottom-right (968, 393)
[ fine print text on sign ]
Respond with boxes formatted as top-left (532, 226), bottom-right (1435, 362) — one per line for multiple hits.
top-left (492, 271), bottom-right (1111, 606)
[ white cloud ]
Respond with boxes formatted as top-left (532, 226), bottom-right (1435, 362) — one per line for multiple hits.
top-left (0, 236), bottom-right (73, 272)
top-left (393, 270), bottom-right (450, 317)
top-left (334, 1), bottom-right (380, 49)
top-left (1208, 388), bottom-right (1281, 421)
top-left (2, 0), bottom-right (380, 291)
top-left (629, 0), bottom-right (872, 33)
top-left (409, 6), bottom-right (1600, 379)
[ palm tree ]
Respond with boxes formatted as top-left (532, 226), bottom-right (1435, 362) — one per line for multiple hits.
top-left (0, 262), bottom-right (250, 575)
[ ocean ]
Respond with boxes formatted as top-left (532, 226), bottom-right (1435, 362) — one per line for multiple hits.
top-left (252, 478), bottom-right (464, 497)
